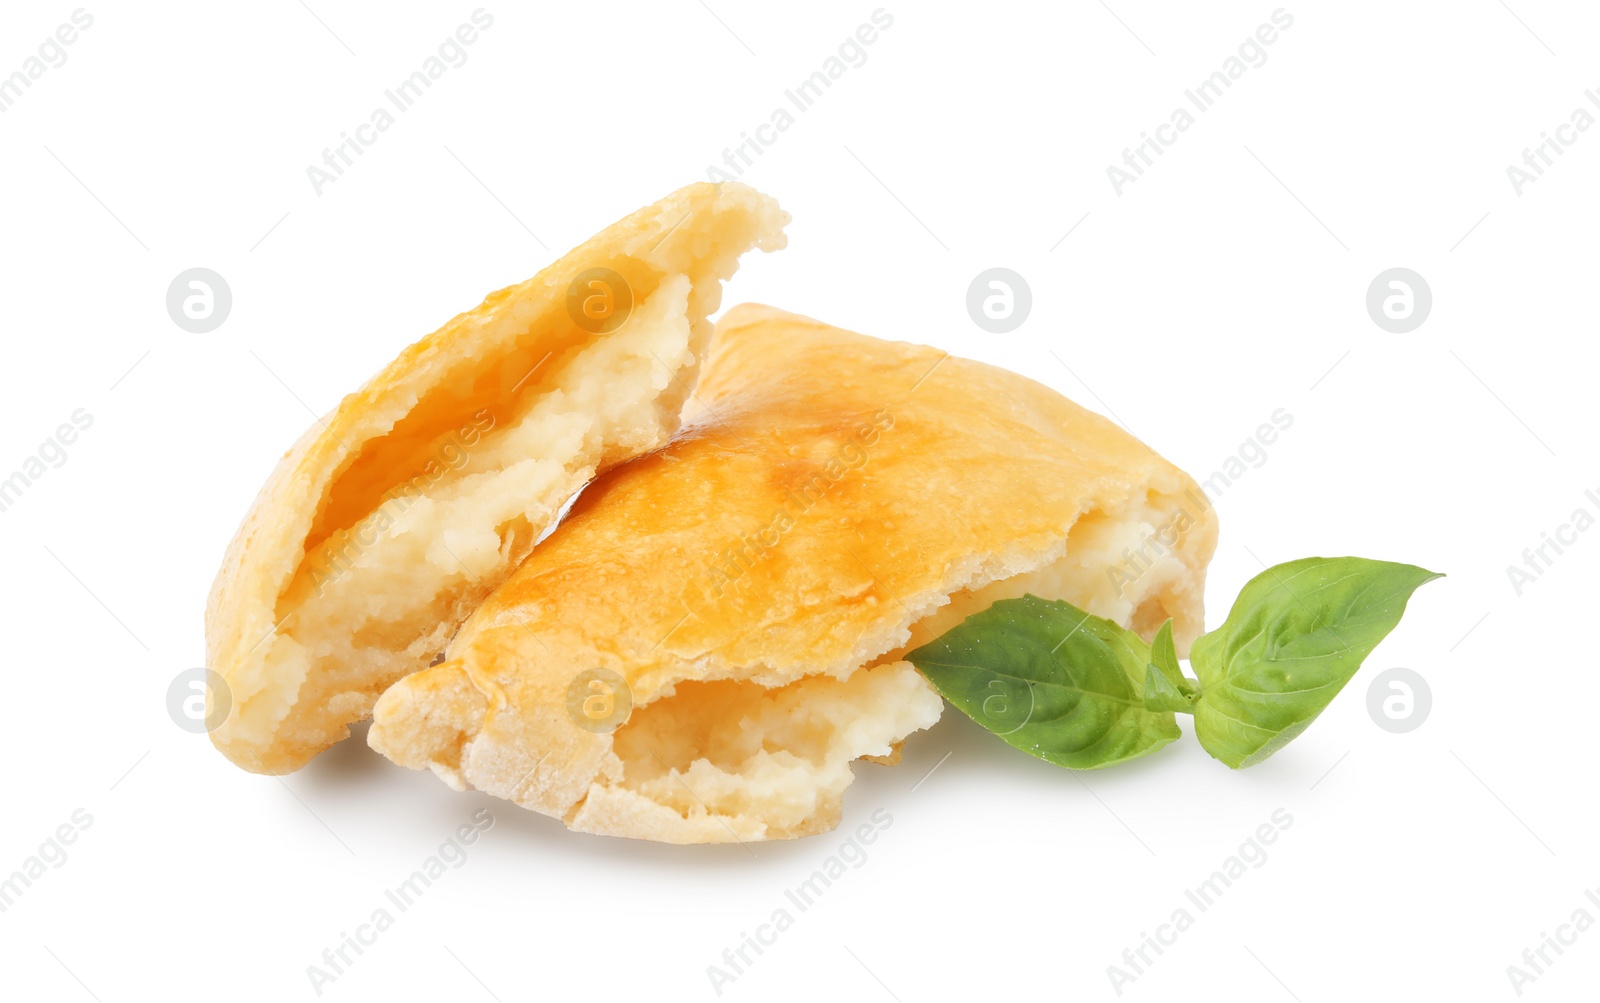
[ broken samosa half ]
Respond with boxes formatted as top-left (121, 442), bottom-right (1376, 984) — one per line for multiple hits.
top-left (367, 305), bottom-right (1220, 843)
top-left (206, 183), bottom-right (789, 774)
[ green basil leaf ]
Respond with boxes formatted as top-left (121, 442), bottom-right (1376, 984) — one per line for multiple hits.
top-left (1141, 663), bottom-right (1194, 714)
top-left (1149, 620), bottom-right (1184, 689)
top-left (1144, 620), bottom-right (1199, 713)
top-left (1189, 557), bottom-right (1443, 768)
top-left (906, 594), bottom-right (1181, 770)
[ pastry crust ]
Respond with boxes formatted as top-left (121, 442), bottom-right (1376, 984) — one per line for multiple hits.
top-left (206, 183), bottom-right (788, 774)
top-left (368, 305), bottom-right (1219, 842)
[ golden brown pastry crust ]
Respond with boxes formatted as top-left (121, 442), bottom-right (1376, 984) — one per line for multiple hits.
top-left (206, 183), bottom-right (787, 774)
top-left (368, 305), bottom-right (1219, 843)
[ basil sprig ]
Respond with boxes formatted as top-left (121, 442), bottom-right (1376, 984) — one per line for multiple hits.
top-left (1189, 557), bottom-right (1443, 767)
top-left (905, 557), bottom-right (1441, 771)
top-left (907, 595), bottom-right (1180, 769)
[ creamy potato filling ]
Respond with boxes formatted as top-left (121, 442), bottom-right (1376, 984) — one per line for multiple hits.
top-left (246, 276), bottom-right (695, 750)
top-left (603, 662), bottom-right (942, 839)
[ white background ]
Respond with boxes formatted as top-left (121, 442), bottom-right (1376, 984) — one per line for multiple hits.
top-left (1, 1), bottom-right (1595, 1000)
